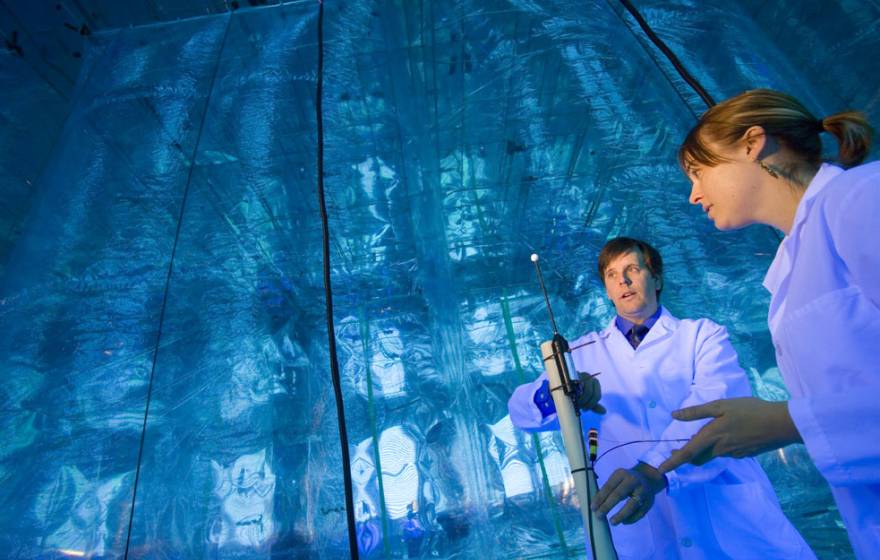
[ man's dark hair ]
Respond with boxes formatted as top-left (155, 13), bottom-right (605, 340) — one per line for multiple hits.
top-left (597, 237), bottom-right (663, 299)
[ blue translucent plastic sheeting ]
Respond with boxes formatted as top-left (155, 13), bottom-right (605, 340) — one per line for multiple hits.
top-left (0, 52), bottom-right (69, 276)
top-left (1, 1), bottom-right (879, 558)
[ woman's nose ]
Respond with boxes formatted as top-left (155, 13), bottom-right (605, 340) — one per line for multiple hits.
top-left (688, 181), bottom-right (703, 205)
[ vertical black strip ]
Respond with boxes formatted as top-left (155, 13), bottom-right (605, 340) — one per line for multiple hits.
top-left (123, 14), bottom-right (233, 560)
top-left (617, 0), bottom-right (715, 109)
top-left (315, 2), bottom-right (360, 558)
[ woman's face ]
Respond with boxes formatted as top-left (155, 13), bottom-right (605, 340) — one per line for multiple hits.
top-left (686, 141), bottom-right (763, 231)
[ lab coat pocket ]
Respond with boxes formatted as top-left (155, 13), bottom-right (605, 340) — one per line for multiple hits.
top-left (610, 520), bottom-right (655, 559)
top-left (779, 286), bottom-right (880, 395)
top-left (654, 367), bottom-right (692, 409)
top-left (704, 481), bottom-right (802, 558)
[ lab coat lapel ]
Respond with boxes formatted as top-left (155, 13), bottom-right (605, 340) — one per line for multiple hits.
top-left (598, 317), bottom-right (629, 354)
top-left (637, 307), bottom-right (676, 350)
top-left (597, 307), bottom-right (675, 353)
top-left (764, 164), bottom-right (843, 332)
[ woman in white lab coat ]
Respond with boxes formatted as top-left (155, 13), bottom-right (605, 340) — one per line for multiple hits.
top-left (658, 89), bottom-right (879, 558)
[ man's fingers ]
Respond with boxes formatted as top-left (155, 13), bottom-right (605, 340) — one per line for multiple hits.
top-left (615, 492), bottom-right (653, 526)
top-left (591, 470), bottom-right (624, 513)
top-left (609, 496), bottom-right (641, 526)
top-left (595, 484), bottom-right (631, 517)
top-left (575, 375), bottom-right (602, 411)
top-left (671, 400), bottom-right (723, 422)
top-left (593, 471), bottom-right (635, 517)
top-left (621, 499), bottom-right (651, 525)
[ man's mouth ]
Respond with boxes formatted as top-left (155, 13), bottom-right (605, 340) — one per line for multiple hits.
top-left (236, 514), bottom-right (264, 527)
top-left (621, 292), bottom-right (636, 300)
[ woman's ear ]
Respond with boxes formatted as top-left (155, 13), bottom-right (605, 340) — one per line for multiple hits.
top-left (742, 125), bottom-right (767, 161)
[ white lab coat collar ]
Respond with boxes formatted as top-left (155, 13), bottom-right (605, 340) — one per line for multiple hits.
top-left (597, 306), bottom-right (678, 349)
top-left (763, 163), bottom-right (844, 296)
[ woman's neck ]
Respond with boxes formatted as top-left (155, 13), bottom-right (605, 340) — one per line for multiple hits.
top-left (759, 161), bottom-right (819, 234)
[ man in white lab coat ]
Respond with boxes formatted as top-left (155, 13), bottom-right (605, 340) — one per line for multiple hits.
top-left (508, 237), bottom-right (813, 559)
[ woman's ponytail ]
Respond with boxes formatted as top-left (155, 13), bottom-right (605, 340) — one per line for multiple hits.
top-left (822, 111), bottom-right (874, 167)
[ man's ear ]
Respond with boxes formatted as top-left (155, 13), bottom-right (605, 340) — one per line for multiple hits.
top-left (742, 125), bottom-right (767, 161)
top-left (655, 275), bottom-right (663, 291)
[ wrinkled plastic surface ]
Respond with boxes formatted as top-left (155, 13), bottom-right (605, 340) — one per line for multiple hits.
top-left (2, 1), bottom-right (879, 558)
top-left (0, 53), bottom-right (69, 277)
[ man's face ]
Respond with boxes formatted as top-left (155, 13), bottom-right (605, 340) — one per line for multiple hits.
top-left (602, 249), bottom-right (660, 323)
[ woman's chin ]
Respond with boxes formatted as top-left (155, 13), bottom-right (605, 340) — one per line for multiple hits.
top-left (714, 218), bottom-right (748, 232)
top-left (702, 208), bottom-right (752, 231)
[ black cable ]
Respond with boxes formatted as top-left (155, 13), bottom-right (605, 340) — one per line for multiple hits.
top-left (314, 2), bottom-right (360, 558)
top-left (613, 3), bottom-right (784, 267)
top-left (122, 14), bottom-right (233, 560)
top-left (585, 464), bottom-right (599, 560)
top-left (595, 438), bottom-right (689, 464)
top-left (616, 0), bottom-right (715, 109)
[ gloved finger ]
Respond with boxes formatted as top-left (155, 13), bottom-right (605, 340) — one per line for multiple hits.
top-left (575, 376), bottom-right (602, 410)
top-left (590, 403), bottom-right (607, 415)
top-left (591, 469), bottom-right (624, 512)
top-left (621, 494), bottom-right (652, 525)
top-left (609, 495), bottom-right (642, 526)
top-left (593, 472), bottom-right (636, 516)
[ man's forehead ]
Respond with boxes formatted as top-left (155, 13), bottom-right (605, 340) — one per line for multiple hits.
top-left (606, 249), bottom-right (644, 269)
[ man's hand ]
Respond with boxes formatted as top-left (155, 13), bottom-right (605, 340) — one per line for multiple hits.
top-left (575, 373), bottom-right (606, 414)
top-left (591, 462), bottom-right (666, 525)
top-left (658, 397), bottom-right (803, 474)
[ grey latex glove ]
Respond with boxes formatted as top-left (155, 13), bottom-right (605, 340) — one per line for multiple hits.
top-left (575, 372), bottom-right (606, 414)
top-left (592, 462), bottom-right (667, 525)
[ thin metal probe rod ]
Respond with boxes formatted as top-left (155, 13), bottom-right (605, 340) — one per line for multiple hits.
top-left (532, 255), bottom-right (559, 335)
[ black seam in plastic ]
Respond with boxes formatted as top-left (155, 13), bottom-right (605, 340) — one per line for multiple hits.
top-left (315, 2), bottom-right (360, 558)
top-left (122, 14), bottom-right (233, 560)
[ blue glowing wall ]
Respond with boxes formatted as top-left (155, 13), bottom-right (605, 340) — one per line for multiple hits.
top-left (1, 1), bottom-right (879, 558)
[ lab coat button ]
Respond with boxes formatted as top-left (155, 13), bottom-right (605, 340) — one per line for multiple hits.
top-left (648, 401), bottom-right (657, 408)
top-left (681, 537), bottom-right (692, 547)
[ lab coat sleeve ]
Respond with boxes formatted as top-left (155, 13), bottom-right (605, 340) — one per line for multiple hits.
top-left (507, 372), bottom-right (561, 432)
top-left (787, 175), bottom-right (880, 486)
top-left (638, 321), bottom-right (753, 494)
